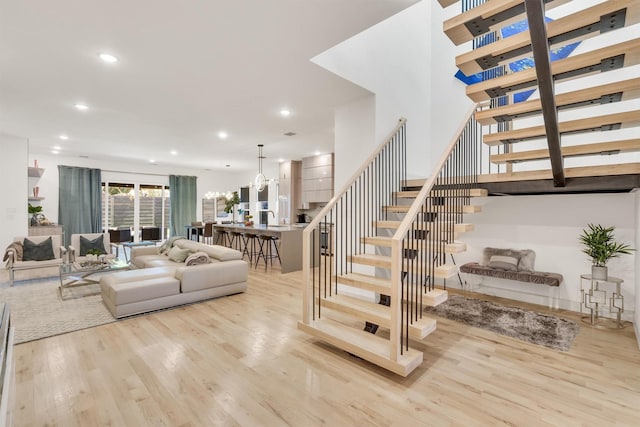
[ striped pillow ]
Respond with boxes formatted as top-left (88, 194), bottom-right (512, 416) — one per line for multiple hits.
top-left (488, 255), bottom-right (519, 271)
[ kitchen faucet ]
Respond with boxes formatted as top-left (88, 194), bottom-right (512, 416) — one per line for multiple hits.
top-left (268, 210), bottom-right (275, 218)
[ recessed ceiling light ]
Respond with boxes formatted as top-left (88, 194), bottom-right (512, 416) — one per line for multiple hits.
top-left (74, 103), bottom-right (89, 111)
top-left (314, 151), bottom-right (321, 156)
top-left (98, 53), bottom-right (118, 63)
top-left (218, 131), bottom-right (228, 139)
top-left (279, 158), bottom-right (284, 163)
top-left (53, 145), bottom-right (61, 150)
top-left (59, 134), bottom-right (69, 140)
top-left (280, 109), bottom-right (291, 117)
top-left (149, 159), bottom-right (156, 163)
top-left (170, 150), bottom-right (177, 155)
top-left (51, 150), bottom-right (59, 155)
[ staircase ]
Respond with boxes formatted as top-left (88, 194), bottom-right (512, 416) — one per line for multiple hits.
top-left (441, 0), bottom-right (640, 194)
top-left (299, 110), bottom-right (485, 377)
top-left (299, 0), bottom-right (640, 377)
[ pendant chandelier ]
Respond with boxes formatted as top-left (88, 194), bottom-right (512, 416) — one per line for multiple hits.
top-left (255, 144), bottom-right (266, 192)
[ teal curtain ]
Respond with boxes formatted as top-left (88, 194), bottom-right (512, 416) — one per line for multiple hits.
top-left (169, 175), bottom-right (197, 238)
top-left (58, 166), bottom-right (102, 246)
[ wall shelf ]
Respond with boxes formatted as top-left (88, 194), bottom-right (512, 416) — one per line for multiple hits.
top-left (28, 197), bottom-right (45, 202)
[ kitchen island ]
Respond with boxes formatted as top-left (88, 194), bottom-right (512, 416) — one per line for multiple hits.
top-left (213, 224), bottom-right (305, 273)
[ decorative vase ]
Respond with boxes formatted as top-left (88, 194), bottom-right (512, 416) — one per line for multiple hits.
top-left (30, 214), bottom-right (38, 226)
top-left (592, 265), bottom-right (608, 281)
top-left (34, 159), bottom-right (38, 168)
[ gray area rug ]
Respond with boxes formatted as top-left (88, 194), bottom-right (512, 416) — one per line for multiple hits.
top-left (424, 294), bottom-right (580, 351)
top-left (0, 270), bottom-right (116, 344)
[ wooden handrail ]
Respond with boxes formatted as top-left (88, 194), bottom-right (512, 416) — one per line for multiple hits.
top-left (302, 117), bottom-right (407, 324)
top-left (302, 117), bottom-right (407, 235)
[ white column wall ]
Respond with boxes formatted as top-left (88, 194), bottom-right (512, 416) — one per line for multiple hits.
top-left (0, 133), bottom-right (29, 247)
top-left (313, 1), bottom-right (472, 180)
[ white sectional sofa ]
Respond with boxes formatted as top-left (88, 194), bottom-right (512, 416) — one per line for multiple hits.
top-left (99, 239), bottom-right (248, 318)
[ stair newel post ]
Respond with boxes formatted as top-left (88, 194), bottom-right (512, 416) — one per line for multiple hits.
top-left (390, 238), bottom-right (403, 362)
top-left (302, 226), bottom-right (313, 324)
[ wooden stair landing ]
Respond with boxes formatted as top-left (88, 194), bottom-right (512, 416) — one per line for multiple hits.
top-left (319, 294), bottom-right (437, 340)
top-left (298, 318), bottom-right (423, 377)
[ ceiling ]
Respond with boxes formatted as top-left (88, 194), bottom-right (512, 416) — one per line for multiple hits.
top-left (0, 0), bottom-right (417, 172)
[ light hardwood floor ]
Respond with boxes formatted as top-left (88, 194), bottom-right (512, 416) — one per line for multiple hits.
top-left (12, 266), bottom-right (640, 426)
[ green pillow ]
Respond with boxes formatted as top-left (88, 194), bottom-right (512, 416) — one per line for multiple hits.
top-left (168, 246), bottom-right (190, 263)
top-left (23, 237), bottom-right (55, 261)
top-left (80, 235), bottom-right (107, 256)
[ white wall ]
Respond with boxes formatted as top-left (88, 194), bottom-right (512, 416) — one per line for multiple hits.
top-left (314, 0), bottom-right (472, 180)
top-left (635, 191), bottom-right (640, 347)
top-left (456, 193), bottom-right (636, 321)
top-left (0, 133), bottom-right (29, 246)
top-left (334, 94), bottom-right (376, 190)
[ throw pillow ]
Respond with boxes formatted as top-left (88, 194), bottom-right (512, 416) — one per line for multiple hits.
top-left (168, 246), bottom-right (191, 263)
top-left (80, 235), bottom-right (107, 256)
top-left (488, 255), bottom-right (519, 271)
top-left (22, 237), bottom-right (55, 261)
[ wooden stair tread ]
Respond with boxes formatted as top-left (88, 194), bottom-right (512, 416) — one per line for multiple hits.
top-left (347, 254), bottom-right (458, 279)
top-left (361, 236), bottom-right (466, 253)
top-left (478, 162), bottom-right (640, 183)
top-left (466, 38), bottom-right (640, 102)
top-left (319, 294), bottom-right (437, 340)
top-left (375, 220), bottom-right (474, 233)
top-left (483, 110), bottom-right (640, 146)
top-left (476, 77), bottom-right (640, 125)
top-left (437, 0), bottom-right (458, 8)
top-left (443, 0), bottom-right (569, 46)
top-left (334, 272), bottom-right (391, 293)
top-left (385, 204), bottom-right (482, 214)
top-left (396, 188), bottom-right (488, 198)
top-left (490, 138), bottom-right (640, 163)
top-left (298, 318), bottom-right (423, 377)
top-left (456, 0), bottom-right (637, 75)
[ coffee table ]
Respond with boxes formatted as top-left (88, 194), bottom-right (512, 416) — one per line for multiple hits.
top-left (59, 259), bottom-right (130, 300)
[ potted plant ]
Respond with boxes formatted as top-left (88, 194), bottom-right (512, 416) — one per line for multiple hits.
top-left (224, 191), bottom-right (240, 222)
top-left (86, 248), bottom-right (103, 263)
top-left (28, 203), bottom-right (43, 226)
top-left (579, 223), bottom-right (634, 280)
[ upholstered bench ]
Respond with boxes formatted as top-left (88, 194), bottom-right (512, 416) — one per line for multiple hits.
top-left (459, 263), bottom-right (563, 287)
top-left (459, 247), bottom-right (563, 308)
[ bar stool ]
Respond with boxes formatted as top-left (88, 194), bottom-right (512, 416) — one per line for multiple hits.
top-left (242, 234), bottom-right (260, 263)
top-left (229, 231), bottom-right (244, 252)
top-left (255, 235), bottom-right (281, 271)
top-left (215, 228), bottom-right (229, 247)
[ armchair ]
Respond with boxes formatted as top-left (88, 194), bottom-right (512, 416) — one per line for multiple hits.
top-left (5, 235), bottom-right (65, 286)
top-left (68, 233), bottom-right (119, 263)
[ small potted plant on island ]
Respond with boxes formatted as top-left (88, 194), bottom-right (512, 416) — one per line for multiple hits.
top-left (579, 223), bottom-right (634, 280)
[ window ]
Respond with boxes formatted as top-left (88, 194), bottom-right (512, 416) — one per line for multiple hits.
top-left (103, 183), bottom-right (134, 230)
top-left (140, 184), bottom-right (170, 239)
top-left (102, 182), bottom-right (170, 241)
